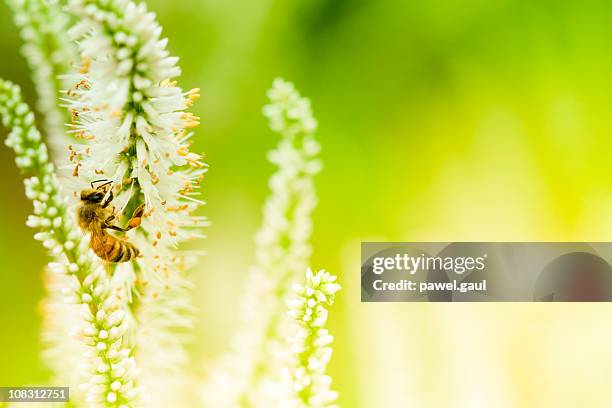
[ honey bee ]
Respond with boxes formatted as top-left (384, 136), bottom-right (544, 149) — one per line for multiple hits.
top-left (77, 179), bottom-right (145, 263)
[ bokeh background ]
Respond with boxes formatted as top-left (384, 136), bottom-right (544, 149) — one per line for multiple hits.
top-left (3, 0), bottom-right (612, 406)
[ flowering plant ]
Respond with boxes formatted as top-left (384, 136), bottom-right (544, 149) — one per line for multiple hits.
top-left (0, 2), bottom-right (341, 407)
top-left (203, 79), bottom-right (340, 407)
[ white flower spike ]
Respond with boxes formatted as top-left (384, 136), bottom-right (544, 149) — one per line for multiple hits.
top-left (286, 268), bottom-right (341, 408)
top-left (204, 78), bottom-right (322, 407)
top-left (6, 0), bottom-right (78, 164)
top-left (0, 79), bottom-right (141, 407)
top-left (65, 0), bottom-right (206, 405)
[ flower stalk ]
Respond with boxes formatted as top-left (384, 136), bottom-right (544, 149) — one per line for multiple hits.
top-left (65, 0), bottom-right (206, 404)
top-left (6, 0), bottom-right (78, 162)
top-left (286, 268), bottom-right (341, 407)
top-left (204, 78), bottom-right (321, 407)
top-left (0, 79), bottom-right (140, 406)
top-left (1, 0), bottom-right (345, 404)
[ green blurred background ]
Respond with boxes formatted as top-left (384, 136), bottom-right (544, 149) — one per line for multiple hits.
top-left (3, 0), bottom-right (612, 406)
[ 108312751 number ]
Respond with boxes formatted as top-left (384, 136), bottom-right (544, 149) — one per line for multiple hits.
top-left (0, 387), bottom-right (69, 402)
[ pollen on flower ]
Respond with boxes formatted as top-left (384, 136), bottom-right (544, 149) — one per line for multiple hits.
top-left (160, 79), bottom-right (177, 87)
top-left (80, 57), bottom-right (91, 74)
top-left (181, 112), bottom-right (200, 129)
top-left (188, 153), bottom-right (204, 168)
top-left (75, 79), bottom-right (90, 90)
top-left (182, 181), bottom-right (193, 193)
top-left (185, 88), bottom-right (200, 107)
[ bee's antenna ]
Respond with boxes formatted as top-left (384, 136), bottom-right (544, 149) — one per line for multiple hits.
top-left (97, 180), bottom-right (113, 189)
top-left (91, 178), bottom-right (109, 189)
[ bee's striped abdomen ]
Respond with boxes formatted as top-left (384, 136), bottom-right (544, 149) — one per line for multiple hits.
top-left (94, 233), bottom-right (140, 263)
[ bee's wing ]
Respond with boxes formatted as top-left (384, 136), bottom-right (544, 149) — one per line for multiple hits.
top-left (90, 220), bottom-right (111, 250)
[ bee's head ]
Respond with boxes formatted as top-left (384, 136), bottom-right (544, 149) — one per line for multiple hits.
top-left (80, 188), bottom-right (105, 203)
top-left (81, 180), bottom-right (112, 203)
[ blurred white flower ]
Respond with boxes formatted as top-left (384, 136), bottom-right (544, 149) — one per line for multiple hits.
top-left (64, 0), bottom-right (206, 405)
top-left (203, 78), bottom-right (322, 407)
top-left (285, 268), bottom-right (341, 408)
top-left (6, 0), bottom-right (77, 163)
top-left (76, 266), bottom-right (143, 407)
top-left (0, 79), bottom-right (141, 407)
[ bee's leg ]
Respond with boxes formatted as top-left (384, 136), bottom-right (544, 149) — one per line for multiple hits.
top-left (105, 225), bottom-right (127, 232)
top-left (127, 204), bottom-right (145, 229)
top-left (103, 215), bottom-right (124, 232)
top-left (103, 204), bottom-right (145, 232)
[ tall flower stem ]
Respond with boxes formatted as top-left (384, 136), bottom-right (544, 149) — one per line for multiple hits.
top-left (204, 78), bottom-right (321, 407)
top-left (0, 79), bottom-right (140, 407)
top-left (65, 0), bottom-right (205, 404)
top-left (5, 0), bottom-right (77, 162)
top-left (286, 268), bottom-right (341, 407)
